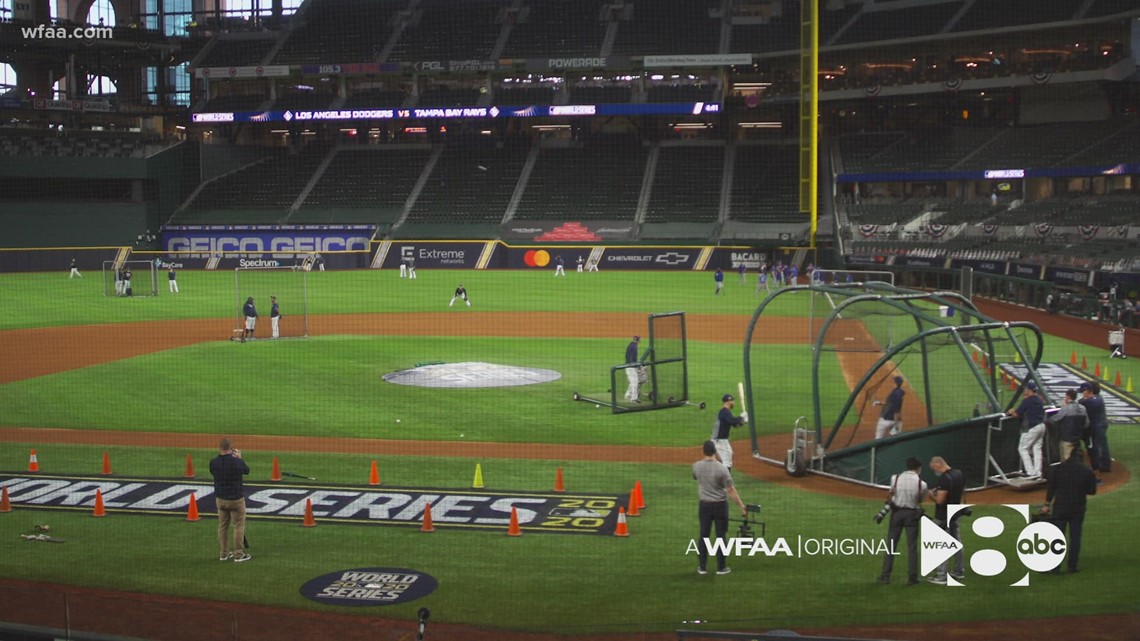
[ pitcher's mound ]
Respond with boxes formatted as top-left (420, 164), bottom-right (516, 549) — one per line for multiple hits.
top-left (382, 362), bottom-right (562, 388)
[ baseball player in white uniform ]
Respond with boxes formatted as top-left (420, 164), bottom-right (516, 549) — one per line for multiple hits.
top-left (450, 285), bottom-right (471, 307)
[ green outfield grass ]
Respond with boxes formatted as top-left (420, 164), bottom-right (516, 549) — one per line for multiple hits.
top-left (2, 268), bottom-right (1138, 635)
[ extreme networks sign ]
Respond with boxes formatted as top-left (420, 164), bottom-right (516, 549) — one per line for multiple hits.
top-left (0, 475), bottom-right (622, 534)
top-left (381, 242), bottom-right (482, 269)
top-left (163, 225), bottom-right (374, 258)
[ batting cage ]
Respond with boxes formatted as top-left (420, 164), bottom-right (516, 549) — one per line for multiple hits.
top-left (743, 280), bottom-right (1051, 491)
top-left (233, 266), bottom-right (309, 340)
top-left (573, 311), bottom-right (696, 414)
top-left (102, 259), bottom-right (159, 297)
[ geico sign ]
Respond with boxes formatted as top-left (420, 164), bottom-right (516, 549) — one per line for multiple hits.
top-left (168, 236), bottom-right (370, 253)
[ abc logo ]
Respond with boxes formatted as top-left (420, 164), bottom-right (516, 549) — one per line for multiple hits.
top-left (1016, 522), bottom-right (1066, 573)
top-left (960, 505), bottom-right (1065, 585)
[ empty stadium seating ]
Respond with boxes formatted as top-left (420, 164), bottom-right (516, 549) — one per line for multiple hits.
top-left (495, 85), bottom-right (559, 106)
top-left (406, 141), bottom-right (529, 224)
top-left (0, 129), bottom-right (144, 158)
top-left (501, 0), bottom-right (608, 58)
top-left (342, 88), bottom-right (410, 109)
top-left (950, 0), bottom-right (1083, 32)
top-left (644, 145), bottom-right (724, 223)
top-left (294, 146), bottom-right (432, 224)
top-left (386, 0), bottom-right (506, 61)
top-left (646, 84), bottom-right (717, 103)
top-left (836, 3), bottom-right (961, 45)
top-left (610, 0), bottom-right (720, 56)
top-left (1085, 0), bottom-right (1140, 18)
top-left (197, 37), bottom-right (276, 67)
top-left (176, 145), bottom-right (329, 223)
top-left (513, 138), bottom-right (646, 221)
top-left (271, 0), bottom-right (407, 65)
top-left (416, 87), bottom-right (482, 108)
top-left (728, 144), bottom-right (801, 223)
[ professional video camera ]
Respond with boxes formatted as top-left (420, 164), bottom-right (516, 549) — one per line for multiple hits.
top-left (736, 504), bottom-right (765, 538)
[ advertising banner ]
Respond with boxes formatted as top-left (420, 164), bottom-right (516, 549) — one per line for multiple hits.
top-left (380, 242), bottom-right (483, 269)
top-left (162, 226), bottom-right (374, 259)
top-left (194, 65), bottom-right (290, 79)
top-left (951, 258), bottom-right (1008, 275)
top-left (643, 54), bottom-right (752, 68)
top-left (1009, 263), bottom-right (1044, 280)
top-left (499, 246), bottom-right (701, 271)
top-left (191, 102), bottom-right (721, 123)
top-left (1045, 266), bottom-right (1094, 288)
top-left (500, 221), bottom-right (634, 242)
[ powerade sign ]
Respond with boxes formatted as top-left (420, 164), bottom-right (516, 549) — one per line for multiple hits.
top-left (0, 474), bottom-right (622, 534)
top-left (381, 243), bottom-right (481, 269)
top-left (164, 230), bottom-right (372, 258)
top-left (300, 567), bottom-right (437, 607)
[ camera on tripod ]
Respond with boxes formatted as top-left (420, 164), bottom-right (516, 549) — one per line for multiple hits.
top-left (736, 504), bottom-right (765, 538)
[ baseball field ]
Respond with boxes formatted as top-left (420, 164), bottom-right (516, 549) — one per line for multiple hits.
top-left (1, 266), bottom-right (1138, 641)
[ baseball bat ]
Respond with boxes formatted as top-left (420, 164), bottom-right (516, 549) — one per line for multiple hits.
top-left (738, 381), bottom-right (747, 417)
top-left (281, 471), bottom-right (316, 480)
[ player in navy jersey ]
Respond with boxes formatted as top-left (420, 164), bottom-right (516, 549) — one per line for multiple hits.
top-left (242, 297), bottom-right (258, 340)
top-left (624, 336), bottom-right (641, 403)
top-left (714, 268), bottom-right (724, 295)
top-left (711, 393), bottom-right (748, 469)
top-left (450, 284), bottom-right (471, 307)
top-left (270, 296), bottom-right (281, 338)
top-left (875, 376), bottom-right (906, 439)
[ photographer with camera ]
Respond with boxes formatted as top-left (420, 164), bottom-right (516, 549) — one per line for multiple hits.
top-left (926, 456), bottom-right (966, 585)
top-left (210, 437), bottom-right (251, 563)
top-left (877, 457), bottom-right (928, 586)
top-left (693, 440), bottom-right (748, 576)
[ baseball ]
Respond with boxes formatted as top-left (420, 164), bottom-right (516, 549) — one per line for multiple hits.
top-left (396, 419), bottom-right (401, 423)
top-left (595, 404), bottom-right (601, 408)
top-left (460, 433), bottom-right (465, 438)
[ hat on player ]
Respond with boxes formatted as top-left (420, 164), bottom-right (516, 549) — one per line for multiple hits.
top-left (1077, 382), bottom-right (1093, 393)
top-left (893, 376), bottom-right (904, 386)
top-left (1026, 381), bottom-right (1038, 392)
top-left (633, 335), bottom-right (640, 341)
top-left (722, 393), bottom-right (734, 402)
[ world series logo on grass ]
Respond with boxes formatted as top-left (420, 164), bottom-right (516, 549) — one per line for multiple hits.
top-left (920, 504), bottom-right (1066, 587)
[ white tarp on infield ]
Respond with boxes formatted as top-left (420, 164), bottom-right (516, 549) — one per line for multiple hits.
top-left (382, 362), bottom-right (562, 388)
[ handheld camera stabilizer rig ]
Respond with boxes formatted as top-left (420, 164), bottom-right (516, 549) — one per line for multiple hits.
top-left (735, 504), bottom-right (765, 538)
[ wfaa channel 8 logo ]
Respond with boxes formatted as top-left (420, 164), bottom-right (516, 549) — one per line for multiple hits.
top-left (920, 504), bottom-right (1067, 587)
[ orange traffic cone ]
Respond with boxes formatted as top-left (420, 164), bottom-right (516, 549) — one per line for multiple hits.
top-left (0, 486), bottom-right (11, 513)
top-left (1094, 363), bottom-right (1101, 377)
top-left (626, 489), bottom-right (640, 517)
top-left (301, 498), bottom-right (316, 527)
top-left (270, 457), bottom-right (282, 482)
top-left (184, 454), bottom-right (196, 478)
top-left (634, 480), bottom-right (646, 510)
top-left (507, 506), bottom-right (522, 536)
top-left (1071, 350), bottom-right (1077, 365)
top-left (421, 503), bottom-right (435, 533)
top-left (1116, 371), bottom-right (1123, 388)
top-left (1009, 376), bottom-right (1018, 392)
top-left (28, 449), bottom-right (39, 473)
top-left (972, 350), bottom-right (979, 364)
top-left (369, 460), bottom-right (380, 486)
top-left (553, 467), bottom-right (566, 493)
top-left (101, 451), bottom-right (112, 475)
top-left (92, 489), bottom-right (106, 517)
top-left (980, 355), bottom-right (988, 371)
top-left (614, 506), bottom-right (629, 537)
top-left (1081, 356), bottom-right (1087, 370)
top-left (186, 492), bottom-right (200, 522)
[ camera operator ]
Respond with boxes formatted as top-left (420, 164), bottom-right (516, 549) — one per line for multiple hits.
top-left (693, 440), bottom-right (748, 576)
top-left (877, 457), bottom-right (928, 586)
top-left (210, 437), bottom-right (251, 563)
top-left (926, 456), bottom-right (965, 584)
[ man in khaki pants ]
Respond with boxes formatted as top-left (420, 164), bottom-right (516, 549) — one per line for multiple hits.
top-left (210, 438), bottom-right (251, 562)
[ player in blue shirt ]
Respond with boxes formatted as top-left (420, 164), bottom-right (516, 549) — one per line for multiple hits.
top-left (242, 297), bottom-right (258, 341)
top-left (875, 376), bottom-right (907, 439)
top-left (711, 393), bottom-right (749, 469)
top-left (168, 267), bottom-right (179, 293)
top-left (270, 295), bottom-right (281, 338)
top-left (555, 255), bottom-right (566, 277)
top-left (623, 336), bottom-right (641, 403)
top-left (737, 262), bottom-right (747, 284)
top-left (714, 268), bottom-right (724, 295)
top-left (1078, 381), bottom-right (1110, 476)
top-left (1007, 381), bottom-right (1046, 478)
top-left (788, 265), bottom-right (799, 285)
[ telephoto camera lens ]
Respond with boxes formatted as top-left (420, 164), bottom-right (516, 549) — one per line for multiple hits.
top-left (873, 503), bottom-right (891, 524)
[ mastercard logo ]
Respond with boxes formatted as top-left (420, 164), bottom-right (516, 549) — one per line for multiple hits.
top-left (524, 249), bottom-right (551, 267)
